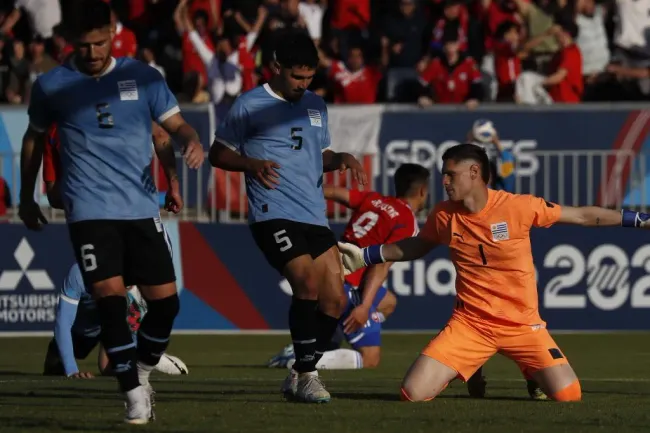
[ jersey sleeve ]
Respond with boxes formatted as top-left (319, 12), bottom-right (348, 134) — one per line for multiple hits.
top-left (348, 190), bottom-right (372, 209)
top-left (59, 264), bottom-right (85, 304)
top-left (214, 97), bottom-right (249, 154)
top-left (27, 79), bottom-right (52, 132)
top-left (54, 298), bottom-right (80, 376)
top-left (144, 66), bottom-right (180, 124)
top-left (527, 195), bottom-right (562, 228)
top-left (321, 103), bottom-right (331, 152)
top-left (386, 212), bottom-right (419, 243)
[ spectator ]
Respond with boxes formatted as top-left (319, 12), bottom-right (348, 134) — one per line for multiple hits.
top-left (516, 21), bottom-right (583, 103)
top-left (259, 0), bottom-right (307, 65)
top-left (6, 40), bottom-right (28, 104)
top-left (0, 0), bottom-right (61, 40)
top-left (175, 1), bottom-right (215, 91)
top-left (190, 0), bottom-right (222, 31)
top-left (429, 0), bottom-right (471, 55)
top-left (513, 0), bottom-right (567, 70)
top-left (493, 21), bottom-right (523, 101)
top-left (51, 24), bottom-right (73, 63)
top-left (140, 47), bottom-right (166, 78)
top-left (382, 0), bottom-right (428, 68)
top-left (111, 9), bottom-right (138, 58)
top-left (418, 23), bottom-right (483, 108)
top-left (575, 0), bottom-right (610, 97)
top-left (27, 35), bottom-right (57, 79)
top-left (330, 0), bottom-right (370, 60)
top-left (299, 0), bottom-right (325, 45)
top-left (0, 36), bottom-right (11, 101)
top-left (320, 45), bottom-right (384, 104)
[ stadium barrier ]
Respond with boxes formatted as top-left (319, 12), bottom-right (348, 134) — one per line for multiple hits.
top-left (2, 104), bottom-right (650, 334)
top-left (2, 221), bottom-right (650, 334)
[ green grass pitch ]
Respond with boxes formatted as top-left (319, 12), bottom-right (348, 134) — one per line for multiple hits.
top-left (0, 333), bottom-right (649, 433)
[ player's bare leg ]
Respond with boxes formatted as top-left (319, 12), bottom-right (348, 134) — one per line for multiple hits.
top-left (136, 283), bottom-right (180, 414)
top-left (401, 355), bottom-right (458, 402)
top-left (530, 364), bottom-right (581, 402)
top-left (92, 276), bottom-right (151, 424)
top-left (358, 346), bottom-right (381, 368)
top-left (282, 254), bottom-right (330, 402)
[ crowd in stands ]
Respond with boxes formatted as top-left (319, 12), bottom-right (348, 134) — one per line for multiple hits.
top-left (0, 0), bottom-right (648, 106)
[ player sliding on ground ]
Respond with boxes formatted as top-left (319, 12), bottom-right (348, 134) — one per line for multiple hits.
top-left (267, 164), bottom-right (429, 370)
top-left (339, 143), bottom-right (650, 402)
top-left (19, 0), bottom-right (204, 424)
top-left (44, 263), bottom-right (189, 379)
top-left (210, 29), bottom-right (366, 403)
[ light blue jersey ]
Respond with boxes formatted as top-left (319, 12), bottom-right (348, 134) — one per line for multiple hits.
top-left (27, 57), bottom-right (179, 222)
top-left (57, 263), bottom-right (100, 337)
top-left (215, 84), bottom-right (330, 226)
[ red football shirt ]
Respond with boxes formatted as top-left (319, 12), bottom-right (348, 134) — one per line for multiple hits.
top-left (342, 190), bottom-right (419, 287)
top-left (548, 44), bottom-right (583, 103)
top-left (329, 61), bottom-right (382, 104)
top-left (43, 124), bottom-right (61, 183)
top-left (331, 0), bottom-right (370, 30)
top-left (113, 23), bottom-right (138, 58)
top-left (420, 56), bottom-right (481, 103)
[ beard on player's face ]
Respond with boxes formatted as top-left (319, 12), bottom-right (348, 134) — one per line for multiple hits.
top-left (277, 65), bottom-right (314, 101)
top-left (75, 27), bottom-right (113, 75)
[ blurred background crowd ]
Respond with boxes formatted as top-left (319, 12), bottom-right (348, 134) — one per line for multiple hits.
top-left (0, 0), bottom-right (648, 108)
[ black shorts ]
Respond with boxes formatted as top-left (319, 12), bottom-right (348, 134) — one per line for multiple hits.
top-left (67, 218), bottom-right (176, 287)
top-left (250, 219), bottom-right (337, 274)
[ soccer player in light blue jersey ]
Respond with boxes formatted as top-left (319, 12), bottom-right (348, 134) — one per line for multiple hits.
top-left (209, 29), bottom-right (367, 403)
top-left (43, 263), bottom-right (189, 379)
top-left (18, 0), bottom-right (204, 424)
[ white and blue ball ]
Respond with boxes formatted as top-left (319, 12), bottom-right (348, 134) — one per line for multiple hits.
top-left (472, 119), bottom-right (497, 144)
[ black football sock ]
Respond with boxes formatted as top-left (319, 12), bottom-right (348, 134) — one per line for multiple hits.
top-left (288, 297), bottom-right (319, 373)
top-left (314, 309), bottom-right (340, 365)
top-left (97, 295), bottom-right (139, 393)
top-left (137, 294), bottom-right (180, 367)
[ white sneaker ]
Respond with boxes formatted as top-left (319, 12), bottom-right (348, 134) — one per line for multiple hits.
top-left (124, 386), bottom-right (152, 425)
top-left (281, 369), bottom-right (298, 398)
top-left (295, 372), bottom-right (331, 403)
top-left (155, 354), bottom-right (189, 375)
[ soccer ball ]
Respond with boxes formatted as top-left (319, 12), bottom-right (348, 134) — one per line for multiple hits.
top-left (472, 119), bottom-right (497, 144)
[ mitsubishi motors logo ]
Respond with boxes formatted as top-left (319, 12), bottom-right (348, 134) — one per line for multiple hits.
top-left (0, 238), bottom-right (54, 291)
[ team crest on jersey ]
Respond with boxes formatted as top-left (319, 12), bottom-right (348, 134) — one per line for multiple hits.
top-left (490, 222), bottom-right (509, 241)
top-left (118, 80), bottom-right (138, 101)
top-left (307, 109), bottom-right (322, 127)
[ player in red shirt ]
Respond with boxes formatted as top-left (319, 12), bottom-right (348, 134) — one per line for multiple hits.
top-left (266, 164), bottom-right (429, 370)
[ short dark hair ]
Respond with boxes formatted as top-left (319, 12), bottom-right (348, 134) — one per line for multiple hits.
top-left (441, 143), bottom-right (491, 183)
top-left (70, 0), bottom-right (111, 38)
top-left (274, 29), bottom-right (318, 69)
top-left (556, 18), bottom-right (579, 39)
top-left (394, 163), bottom-right (430, 197)
top-left (495, 20), bottom-right (518, 40)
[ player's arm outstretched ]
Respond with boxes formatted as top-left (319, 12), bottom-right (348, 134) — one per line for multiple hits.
top-left (343, 262), bottom-right (392, 333)
top-left (557, 206), bottom-right (641, 227)
top-left (339, 235), bottom-right (436, 275)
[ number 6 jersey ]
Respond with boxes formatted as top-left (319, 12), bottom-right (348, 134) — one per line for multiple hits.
top-left (342, 190), bottom-right (419, 287)
top-left (27, 56), bottom-right (179, 222)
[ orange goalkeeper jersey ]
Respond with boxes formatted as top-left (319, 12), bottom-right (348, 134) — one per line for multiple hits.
top-left (420, 189), bottom-right (562, 326)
